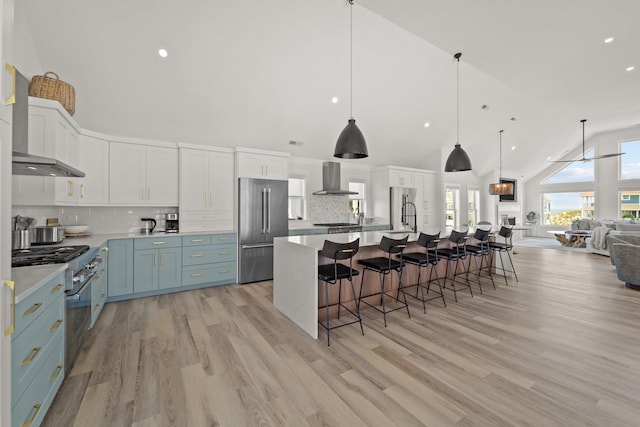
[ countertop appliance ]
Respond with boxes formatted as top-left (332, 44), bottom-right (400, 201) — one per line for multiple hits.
top-left (165, 213), bottom-right (179, 233)
top-left (313, 222), bottom-right (363, 234)
top-left (390, 187), bottom-right (418, 232)
top-left (238, 178), bottom-right (288, 283)
top-left (140, 218), bottom-right (156, 234)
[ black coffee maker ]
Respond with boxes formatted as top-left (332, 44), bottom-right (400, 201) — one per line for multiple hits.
top-left (165, 213), bottom-right (179, 233)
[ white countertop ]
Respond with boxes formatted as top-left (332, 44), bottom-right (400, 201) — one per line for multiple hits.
top-left (275, 230), bottom-right (420, 251)
top-left (11, 264), bottom-right (67, 303)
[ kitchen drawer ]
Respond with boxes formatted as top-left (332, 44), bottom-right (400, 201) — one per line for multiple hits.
top-left (182, 234), bottom-right (212, 246)
top-left (15, 271), bottom-right (65, 336)
top-left (12, 339), bottom-right (64, 427)
top-left (134, 236), bottom-right (181, 250)
top-left (182, 244), bottom-right (237, 266)
top-left (12, 297), bottom-right (64, 404)
top-left (211, 233), bottom-right (236, 244)
top-left (182, 262), bottom-right (236, 286)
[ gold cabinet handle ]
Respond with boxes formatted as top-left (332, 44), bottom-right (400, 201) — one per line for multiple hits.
top-left (23, 302), bottom-right (43, 316)
top-left (4, 279), bottom-right (15, 336)
top-left (160, 254), bottom-right (165, 265)
top-left (217, 269), bottom-right (230, 274)
top-left (21, 403), bottom-right (41, 427)
top-left (80, 183), bottom-right (85, 198)
top-left (5, 64), bottom-right (16, 105)
top-left (152, 241), bottom-right (166, 245)
top-left (265, 165), bottom-right (269, 176)
top-left (102, 247), bottom-right (109, 252)
top-left (191, 273), bottom-right (203, 278)
top-left (101, 293), bottom-right (106, 301)
top-left (191, 239), bottom-right (204, 243)
top-left (93, 304), bottom-right (99, 312)
top-left (21, 347), bottom-right (41, 366)
top-left (67, 180), bottom-right (74, 197)
top-left (49, 365), bottom-right (63, 382)
top-left (49, 319), bottom-right (63, 332)
top-left (191, 254), bottom-right (203, 258)
top-left (147, 187), bottom-right (151, 200)
top-left (141, 187), bottom-right (145, 200)
top-left (218, 237), bottom-right (230, 241)
top-left (51, 283), bottom-right (63, 293)
top-left (154, 255), bottom-right (157, 265)
top-left (209, 191), bottom-right (213, 207)
top-left (218, 251), bottom-right (230, 255)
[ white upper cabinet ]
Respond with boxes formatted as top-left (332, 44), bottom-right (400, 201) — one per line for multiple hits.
top-left (12, 97), bottom-right (82, 205)
top-left (389, 169), bottom-right (414, 188)
top-left (180, 146), bottom-right (234, 232)
top-left (109, 141), bottom-right (178, 205)
top-left (78, 132), bottom-right (109, 204)
top-left (236, 148), bottom-right (289, 180)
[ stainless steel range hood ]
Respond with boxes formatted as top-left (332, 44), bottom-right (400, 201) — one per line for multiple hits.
top-left (9, 65), bottom-right (85, 177)
top-left (312, 161), bottom-right (357, 195)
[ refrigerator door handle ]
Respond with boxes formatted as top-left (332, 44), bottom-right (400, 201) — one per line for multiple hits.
top-left (266, 187), bottom-right (271, 234)
top-left (241, 243), bottom-right (274, 249)
top-left (261, 188), bottom-right (267, 234)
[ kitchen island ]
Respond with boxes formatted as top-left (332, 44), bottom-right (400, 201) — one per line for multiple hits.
top-left (274, 230), bottom-right (421, 339)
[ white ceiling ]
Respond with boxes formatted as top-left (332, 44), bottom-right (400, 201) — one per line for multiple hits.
top-left (17, 0), bottom-right (640, 180)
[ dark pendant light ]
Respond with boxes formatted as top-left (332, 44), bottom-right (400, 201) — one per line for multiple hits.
top-left (549, 119), bottom-right (624, 163)
top-left (489, 130), bottom-right (514, 195)
top-left (334, 0), bottom-right (368, 159)
top-left (445, 52), bottom-right (472, 172)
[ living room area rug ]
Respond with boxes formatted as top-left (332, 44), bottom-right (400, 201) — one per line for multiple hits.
top-left (513, 237), bottom-right (588, 252)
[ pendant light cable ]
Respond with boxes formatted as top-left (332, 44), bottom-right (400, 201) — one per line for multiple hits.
top-left (456, 53), bottom-right (460, 144)
top-left (349, 0), bottom-right (353, 119)
top-left (499, 129), bottom-right (503, 178)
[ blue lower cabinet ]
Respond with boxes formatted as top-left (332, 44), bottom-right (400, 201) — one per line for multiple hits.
top-left (183, 262), bottom-right (236, 286)
top-left (134, 247), bottom-right (182, 293)
top-left (107, 239), bottom-right (134, 297)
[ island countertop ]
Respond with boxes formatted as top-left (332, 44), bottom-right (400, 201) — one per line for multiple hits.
top-left (279, 230), bottom-right (420, 250)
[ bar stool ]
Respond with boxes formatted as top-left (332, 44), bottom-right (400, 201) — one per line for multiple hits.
top-left (358, 235), bottom-right (410, 327)
top-left (317, 238), bottom-right (363, 346)
top-left (489, 226), bottom-right (519, 286)
top-left (400, 232), bottom-right (446, 313)
top-left (465, 227), bottom-right (495, 293)
top-left (438, 230), bottom-right (473, 302)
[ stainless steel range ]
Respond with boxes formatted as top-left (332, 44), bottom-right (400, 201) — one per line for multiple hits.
top-left (313, 223), bottom-right (363, 234)
top-left (11, 245), bottom-right (101, 371)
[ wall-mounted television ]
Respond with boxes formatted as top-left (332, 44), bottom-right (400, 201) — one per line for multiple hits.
top-left (498, 178), bottom-right (517, 202)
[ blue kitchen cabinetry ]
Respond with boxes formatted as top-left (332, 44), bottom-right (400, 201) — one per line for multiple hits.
top-left (133, 236), bottom-right (182, 292)
top-left (182, 233), bottom-right (237, 286)
top-left (90, 245), bottom-right (110, 328)
top-left (107, 232), bottom-right (237, 301)
top-left (11, 271), bottom-right (66, 427)
top-left (107, 239), bottom-right (134, 297)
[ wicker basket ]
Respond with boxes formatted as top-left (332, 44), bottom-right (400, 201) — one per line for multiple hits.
top-left (29, 71), bottom-right (76, 116)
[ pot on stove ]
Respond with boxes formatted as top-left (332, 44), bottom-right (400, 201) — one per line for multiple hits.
top-left (12, 230), bottom-right (31, 250)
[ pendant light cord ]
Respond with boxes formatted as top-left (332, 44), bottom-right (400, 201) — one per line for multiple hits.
top-left (349, 0), bottom-right (354, 119)
top-left (455, 53), bottom-right (461, 144)
top-left (499, 129), bottom-right (504, 179)
top-left (581, 119), bottom-right (586, 159)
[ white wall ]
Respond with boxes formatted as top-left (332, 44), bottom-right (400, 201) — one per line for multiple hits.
top-left (524, 125), bottom-right (640, 235)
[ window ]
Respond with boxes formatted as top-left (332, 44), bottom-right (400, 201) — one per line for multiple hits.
top-left (542, 191), bottom-right (595, 225)
top-left (620, 191), bottom-right (640, 220)
top-left (467, 187), bottom-right (480, 227)
top-left (542, 149), bottom-right (595, 184)
top-left (348, 181), bottom-right (366, 217)
top-left (620, 140), bottom-right (640, 180)
top-left (288, 177), bottom-right (305, 220)
top-left (445, 186), bottom-right (460, 231)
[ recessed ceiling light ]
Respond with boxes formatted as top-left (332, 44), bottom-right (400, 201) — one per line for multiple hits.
top-left (547, 156), bottom-right (552, 160)
top-left (331, 97), bottom-right (338, 104)
top-left (424, 122), bottom-right (430, 128)
top-left (158, 48), bottom-right (168, 58)
top-left (511, 146), bottom-right (516, 150)
top-left (604, 37), bottom-right (614, 43)
top-left (626, 66), bottom-right (635, 72)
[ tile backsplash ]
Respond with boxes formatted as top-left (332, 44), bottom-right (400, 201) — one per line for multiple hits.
top-left (12, 206), bottom-right (178, 234)
top-left (308, 195), bottom-right (351, 224)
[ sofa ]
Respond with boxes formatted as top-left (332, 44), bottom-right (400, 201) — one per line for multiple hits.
top-left (586, 222), bottom-right (640, 256)
top-left (609, 236), bottom-right (640, 290)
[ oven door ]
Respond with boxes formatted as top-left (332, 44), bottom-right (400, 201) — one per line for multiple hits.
top-left (65, 274), bottom-right (94, 371)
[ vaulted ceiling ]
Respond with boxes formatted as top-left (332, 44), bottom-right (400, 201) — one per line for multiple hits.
top-left (17, 0), bottom-right (640, 181)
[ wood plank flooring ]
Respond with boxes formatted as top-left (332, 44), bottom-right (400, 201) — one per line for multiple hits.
top-left (43, 247), bottom-right (640, 426)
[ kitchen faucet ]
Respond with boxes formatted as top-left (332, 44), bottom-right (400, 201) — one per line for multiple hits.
top-left (401, 200), bottom-right (417, 232)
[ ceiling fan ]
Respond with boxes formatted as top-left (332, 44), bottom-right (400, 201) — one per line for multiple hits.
top-left (549, 119), bottom-right (625, 163)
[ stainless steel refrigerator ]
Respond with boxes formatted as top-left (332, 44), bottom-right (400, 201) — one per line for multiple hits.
top-left (238, 178), bottom-right (288, 283)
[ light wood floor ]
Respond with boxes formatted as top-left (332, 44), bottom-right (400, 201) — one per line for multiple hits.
top-left (43, 247), bottom-right (640, 426)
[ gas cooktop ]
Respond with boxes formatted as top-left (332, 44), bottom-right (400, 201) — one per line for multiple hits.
top-left (12, 245), bottom-right (90, 267)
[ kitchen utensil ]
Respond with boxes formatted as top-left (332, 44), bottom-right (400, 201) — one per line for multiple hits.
top-left (65, 224), bottom-right (89, 234)
top-left (12, 230), bottom-right (31, 249)
top-left (140, 218), bottom-right (156, 234)
top-left (31, 225), bottom-right (65, 245)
